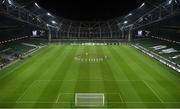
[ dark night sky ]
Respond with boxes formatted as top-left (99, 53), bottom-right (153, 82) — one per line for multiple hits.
top-left (35, 0), bottom-right (144, 21)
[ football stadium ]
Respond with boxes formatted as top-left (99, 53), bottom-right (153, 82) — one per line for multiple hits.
top-left (0, 0), bottom-right (180, 108)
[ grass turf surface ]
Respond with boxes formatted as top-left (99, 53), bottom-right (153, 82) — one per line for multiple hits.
top-left (0, 44), bottom-right (180, 108)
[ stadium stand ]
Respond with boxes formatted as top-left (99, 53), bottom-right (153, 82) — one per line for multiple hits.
top-left (134, 38), bottom-right (180, 72)
top-left (0, 40), bottom-right (46, 69)
top-left (137, 38), bottom-right (180, 61)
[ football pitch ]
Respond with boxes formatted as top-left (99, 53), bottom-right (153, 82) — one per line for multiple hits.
top-left (0, 44), bottom-right (180, 108)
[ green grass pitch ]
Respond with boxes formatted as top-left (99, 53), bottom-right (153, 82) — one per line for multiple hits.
top-left (0, 44), bottom-right (180, 108)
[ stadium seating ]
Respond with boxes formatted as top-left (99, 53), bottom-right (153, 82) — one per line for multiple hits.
top-left (135, 38), bottom-right (180, 64)
top-left (0, 39), bottom-right (46, 69)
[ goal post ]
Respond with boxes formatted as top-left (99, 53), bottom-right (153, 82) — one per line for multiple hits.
top-left (75, 93), bottom-right (105, 107)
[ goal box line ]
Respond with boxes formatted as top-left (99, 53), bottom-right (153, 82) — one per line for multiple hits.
top-left (75, 93), bottom-right (105, 107)
top-left (37, 80), bottom-right (142, 82)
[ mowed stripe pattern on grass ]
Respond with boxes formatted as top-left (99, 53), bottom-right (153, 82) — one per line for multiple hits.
top-left (0, 44), bottom-right (180, 108)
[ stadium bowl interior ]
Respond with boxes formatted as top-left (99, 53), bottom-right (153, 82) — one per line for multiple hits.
top-left (0, 0), bottom-right (180, 108)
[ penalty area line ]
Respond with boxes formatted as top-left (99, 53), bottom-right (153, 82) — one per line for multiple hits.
top-left (143, 80), bottom-right (164, 103)
top-left (16, 81), bottom-right (38, 103)
top-left (55, 93), bottom-right (61, 103)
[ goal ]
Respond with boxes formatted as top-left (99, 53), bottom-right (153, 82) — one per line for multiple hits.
top-left (75, 93), bottom-right (105, 107)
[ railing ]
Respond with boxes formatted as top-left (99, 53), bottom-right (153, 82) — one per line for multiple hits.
top-left (0, 0), bottom-right (48, 30)
top-left (125, 0), bottom-right (180, 30)
top-left (133, 44), bottom-right (180, 73)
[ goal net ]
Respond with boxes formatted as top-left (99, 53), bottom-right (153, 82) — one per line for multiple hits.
top-left (75, 93), bottom-right (105, 107)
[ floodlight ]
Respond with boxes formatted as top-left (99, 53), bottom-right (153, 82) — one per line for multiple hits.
top-left (35, 2), bottom-right (40, 8)
top-left (52, 20), bottom-right (57, 24)
top-left (8, 0), bottom-right (12, 5)
top-left (47, 13), bottom-right (52, 16)
top-left (126, 13), bottom-right (132, 18)
top-left (168, 0), bottom-right (173, 5)
top-left (139, 3), bottom-right (145, 8)
top-left (124, 21), bottom-right (128, 24)
top-left (128, 13), bottom-right (132, 16)
top-left (175, 0), bottom-right (178, 3)
top-left (47, 12), bottom-right (54, 18)
top-left (2, 0), bottom-right (5, 4)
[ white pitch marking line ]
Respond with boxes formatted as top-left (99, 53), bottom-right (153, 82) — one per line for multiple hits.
top-left (14, 101), bottom-right (180, 104)
top-left (143, 80), bottom-right (164, 103)
top-left (118, 93), bottom-right (124, 103)
top-left (56, 93), bottom-right (61, 103)
top-left (2, 108), bottom-right (180, 109)
top-left (37, 80), bottom-right (142, 82)
top-left (108, 101), bottom-right (180, 103)
top-left (16, 80), bottom-right (37, 103)
top-left (16, 101), bottom-right (56, 104)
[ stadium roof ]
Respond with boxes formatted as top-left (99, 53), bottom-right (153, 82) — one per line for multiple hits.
top-left (1, 0), bottom-right (180, 30)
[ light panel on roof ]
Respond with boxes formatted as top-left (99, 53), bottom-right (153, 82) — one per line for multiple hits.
top-left (35, 2), bottom-right (40, 8)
